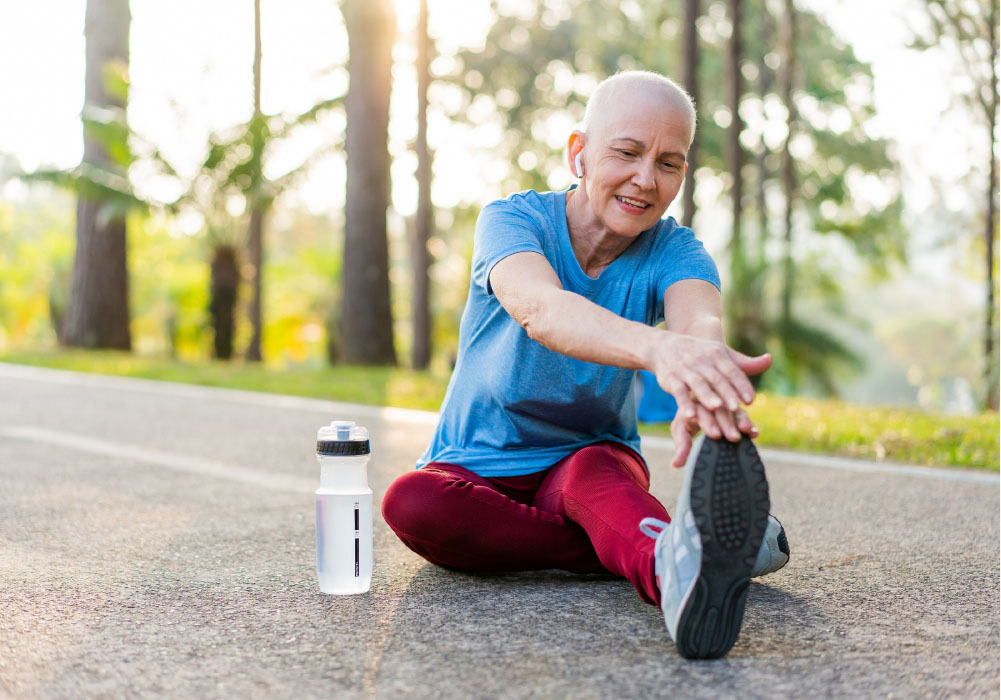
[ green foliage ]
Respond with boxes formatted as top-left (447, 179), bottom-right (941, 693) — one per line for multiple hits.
top-left (190, 96), bottom-right (345, 218)
top-left (18, 65), bottom-right (170, 228)
top-left (261, 212), bottom-right (343, 364)
top-left (128, 214), bottom-right (210, 358)
top-left (0, 192), bottom-right (347, 368)
top-left (765, 315), bottom-right (864, 396)
top-left (0, 195), bottom-right (75, 348)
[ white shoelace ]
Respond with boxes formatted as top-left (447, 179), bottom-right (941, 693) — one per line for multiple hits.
top-left (639, 516), bottom-right (669, 539)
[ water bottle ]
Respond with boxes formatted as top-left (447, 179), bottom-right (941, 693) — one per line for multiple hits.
top-left (315, 420), bottom-right (373, 594)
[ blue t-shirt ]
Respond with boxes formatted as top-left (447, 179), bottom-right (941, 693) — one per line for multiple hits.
top-left (417, 189), bottom-right (720, 477)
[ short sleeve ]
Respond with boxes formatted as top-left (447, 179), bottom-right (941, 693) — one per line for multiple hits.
top-left (654, 224), bottom-right (720, 298)
top-left (470, 198), bottom-right (547, 296)
top-left (652, 223), bottom-right (721, 322)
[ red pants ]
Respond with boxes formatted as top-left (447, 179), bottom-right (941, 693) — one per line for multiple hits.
top-left (381, 441), bottom-right (669, 605)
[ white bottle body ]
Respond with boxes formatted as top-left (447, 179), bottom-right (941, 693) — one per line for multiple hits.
top-left (315, 421), bottom-right (373, 595)
top-left (315, 487), bottom-right (373, 594)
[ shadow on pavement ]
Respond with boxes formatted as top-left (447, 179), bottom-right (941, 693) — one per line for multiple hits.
top-left (369, 563), bottom-right (828, 698)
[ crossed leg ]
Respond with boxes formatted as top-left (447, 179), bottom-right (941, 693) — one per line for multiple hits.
top-left (381, 441), bottom-right (670, 605)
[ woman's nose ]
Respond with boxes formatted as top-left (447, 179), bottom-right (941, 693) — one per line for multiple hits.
top-left (631, 159), bottom-right (656, 189)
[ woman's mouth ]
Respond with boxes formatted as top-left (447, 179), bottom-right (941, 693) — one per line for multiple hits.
top-left (615, 195), bottom-right (650, 212)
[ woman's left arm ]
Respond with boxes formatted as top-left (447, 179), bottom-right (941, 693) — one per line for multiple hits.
top-left (659, 279), bottom-right (772, 467)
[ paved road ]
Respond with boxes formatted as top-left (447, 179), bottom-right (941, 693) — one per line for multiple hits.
top-left (1, 363), bottom-right (998, 699)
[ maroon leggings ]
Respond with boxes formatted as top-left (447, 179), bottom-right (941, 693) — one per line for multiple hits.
top-left (381, 441), bottom-right (670, 605)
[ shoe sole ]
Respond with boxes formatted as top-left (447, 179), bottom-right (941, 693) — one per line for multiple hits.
top-left (675, 437), bottom-right (770, 659)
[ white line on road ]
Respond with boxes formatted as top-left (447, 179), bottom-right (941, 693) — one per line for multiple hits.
top-left (1, 426), bottom-right (315, 494)
top-left (2, 362), bottom-right (997, 486)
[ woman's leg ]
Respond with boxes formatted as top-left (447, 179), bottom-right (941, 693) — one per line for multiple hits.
top-left (381, 463), bottom-right (605, 574)
top-left (533, 442), bottom-right (670, 605)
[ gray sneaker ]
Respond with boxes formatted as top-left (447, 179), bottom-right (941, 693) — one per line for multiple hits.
top-left (639, 434), bottom-right (770, 659)
top-left (752, 515), bottom-right (790, 577)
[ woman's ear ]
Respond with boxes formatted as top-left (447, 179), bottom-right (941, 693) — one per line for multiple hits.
top-left (567, 131), bottom-right (586, 179)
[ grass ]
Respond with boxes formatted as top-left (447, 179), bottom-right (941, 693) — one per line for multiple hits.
top-left (641, 393), bottom-right (999, 471)
top-left (2, 348), bottom-right (998, 471)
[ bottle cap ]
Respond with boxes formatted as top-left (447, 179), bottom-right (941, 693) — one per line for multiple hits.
top-left (316, 420), bottom-right (370, 456)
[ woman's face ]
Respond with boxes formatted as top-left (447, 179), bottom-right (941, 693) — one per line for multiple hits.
top-left (578, 98), bottom-right (691, 238)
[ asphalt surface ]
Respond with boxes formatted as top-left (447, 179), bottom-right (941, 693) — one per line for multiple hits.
top-left (1, 363), bottom-right (998, 699)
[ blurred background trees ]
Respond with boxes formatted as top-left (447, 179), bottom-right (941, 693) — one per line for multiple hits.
top-left (340, 0), bottom-right (397, 365)
top-left (62, 0), bottom-right (132, 349)
top-left (910, 0), bottom-right (998, 408)
top-left (1, 0), bottom-right (996, 412)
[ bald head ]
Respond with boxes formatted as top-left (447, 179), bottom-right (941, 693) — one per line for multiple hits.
top-left (582, 71), bottom-right (696, 145)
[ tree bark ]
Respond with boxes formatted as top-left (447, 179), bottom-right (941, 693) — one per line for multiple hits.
top-left (985, 0), bottom-right (998, 409)
top-left (681, 0), bottom-right (700, 229)
top-left (779, 0), bottom-right (796, 324)
top-left (62, 0), bottom-right (131, 350)
top-left (726, 0), bottom-right (744, 257)
top-left (340, 0), bottom-right (397, 365)
top-left (411, 0), bottom-right (433, 370)
top-left (245, 0), bottom-right (264, 362)
top-left (210, 245), bottom-right (240, 360)
top-left (756, 7), bottom-right (773, 260)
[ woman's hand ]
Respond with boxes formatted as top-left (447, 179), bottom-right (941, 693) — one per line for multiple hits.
top-left (647, 332), bottom-right (771, 467)
top-left (669, 404), bottom-right (759, 467)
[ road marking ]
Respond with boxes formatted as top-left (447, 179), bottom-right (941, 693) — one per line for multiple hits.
top-left (640, 435), bottom-right (999, 486)
top-left (1, 426), bottom-right (315, 494)
top-left (0, 362), bottom-right (438, 425)
top-left (2, 362), bottom-right (997, 486)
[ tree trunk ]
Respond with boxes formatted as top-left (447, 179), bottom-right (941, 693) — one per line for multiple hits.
top-left (985, 0), bottom-right (998, 410)
top-left (726, 0), bottom-right (743, 257)
top-left (779, 0), bottom-right (796, 324)
top-left (340, 0), bottom-right (397, 365)
top-left (411, 0), bottom-right (433, 370)
top-left (245, 0), bottom-right (264, 362)
top-left (681, 0), bottom-right (700, 229)
top-left (209, 245), bottom-right (240, 360)
top-left (62, 0), bottom-right (131, 350)
top-left (756, 6), bottom-right (773, 261)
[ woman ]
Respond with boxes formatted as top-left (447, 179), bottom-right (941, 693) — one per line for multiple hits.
top-left (382, 70), bottom-right (789, 659)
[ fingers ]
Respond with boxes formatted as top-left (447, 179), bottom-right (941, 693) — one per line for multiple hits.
top-left (713, 406), bottom-right (741, 441)
top-left (694, 403), bottom-right (757, 444)
top-left (670, 417), bottom-right (693, 468)
top-left (696, 403), bottom-right (720, 439)
top-left (684, 373), bottom-right (726, 412)
top-left (658, 338), bottom-right (767, 411)
top-left (713, 354), bottom-right (756, 406)
top-left (671, 382), bottom-right (697, 422)
top-left (669, 406), bottom-right (759, 470)
top-left (734, 407), bottom-right (758, 438)
top-left (727, 349), bottom-right (772, 380)
top-left (686, 349), bottom-right (768, 410)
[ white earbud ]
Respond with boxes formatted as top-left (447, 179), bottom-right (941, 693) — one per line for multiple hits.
top-left (574, 152), bottom-right (583, 178)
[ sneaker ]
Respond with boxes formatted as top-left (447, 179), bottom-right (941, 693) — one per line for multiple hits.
top-left (639, 434), bottom-right (770, 659)
top-left (646, 514), bottom-right (790, 585)
top-left (751, 515), bottom-right (790, 578)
